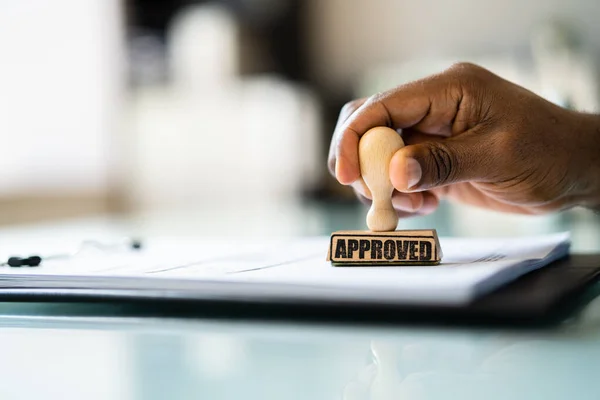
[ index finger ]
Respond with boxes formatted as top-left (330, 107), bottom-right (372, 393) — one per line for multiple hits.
top-left (335, 76), bottom-right (454, 185)
top-left (328, 98), bottom-right (367, 179)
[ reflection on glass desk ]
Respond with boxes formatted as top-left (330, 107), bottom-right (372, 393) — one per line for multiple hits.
top-left (0, 200), bottom-right (599, 399)
top-left (1, 297), bottom-right (600, 400)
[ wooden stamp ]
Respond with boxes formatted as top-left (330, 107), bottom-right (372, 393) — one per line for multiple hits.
top-left (329, 126), bottom-right (443, 266)
top-left (327, 229), bottom-right (442, 266)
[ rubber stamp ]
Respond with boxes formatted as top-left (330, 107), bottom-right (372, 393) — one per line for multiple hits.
top-left (328, 126), bottom-right (442, 266)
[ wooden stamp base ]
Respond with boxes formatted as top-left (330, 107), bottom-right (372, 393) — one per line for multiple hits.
top-left (327, 229), bottom-right (442, 266)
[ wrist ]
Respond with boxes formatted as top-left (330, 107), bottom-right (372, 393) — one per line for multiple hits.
top-left (568, 110), bottom-right (600, 209)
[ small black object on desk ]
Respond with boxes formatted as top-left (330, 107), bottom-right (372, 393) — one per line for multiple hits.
top-left (0, 238), bottom-right (142, 268)
top-left (6, 256), bottom-right (42, 267)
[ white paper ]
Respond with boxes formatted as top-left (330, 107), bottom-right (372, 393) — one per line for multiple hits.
top-left (0, 233), bottom-right (570, 305)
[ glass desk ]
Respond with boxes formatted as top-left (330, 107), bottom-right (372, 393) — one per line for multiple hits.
top-left (0, 200), bottom-right (599, 400)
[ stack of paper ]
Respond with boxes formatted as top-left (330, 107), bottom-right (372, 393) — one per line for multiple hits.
top-left (0, 233), bottom-right (570, 305)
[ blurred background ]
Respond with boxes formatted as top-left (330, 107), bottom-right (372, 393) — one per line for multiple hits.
top-left (2, 0), bottom-right (600, 246)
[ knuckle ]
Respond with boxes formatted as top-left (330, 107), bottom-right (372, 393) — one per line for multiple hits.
top-left (361, 94), bottom-right (382, 110)
top-left (365, 89), bottom-right (395, 107)
top-left (446, 62), bottom-right (491, 93)
top-left (363, 92), bottom-right (394, 126)
top-left (447, 61), bottom-right (483, 76)
top-left (445, 64), bottom-right (498, 123)
top-left (368, 91), bottom-right (386, 103)
top-left (341, 99), bottom-right (364, 114)
top-left (426, 142), bottom-right (458, 186)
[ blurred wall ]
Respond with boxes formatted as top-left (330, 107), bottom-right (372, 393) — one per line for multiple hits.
top-left (0, 0), bottom-right (126, 223)
top-left (1, 0), bottom-right (600, 228)
top-left (307, 0), bottom-right (600, 96)
top-left (124, 3), bottom-right (323, 212)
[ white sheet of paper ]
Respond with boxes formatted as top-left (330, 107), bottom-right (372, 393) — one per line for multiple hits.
top-left (0, 232), bottom-right (570, 305)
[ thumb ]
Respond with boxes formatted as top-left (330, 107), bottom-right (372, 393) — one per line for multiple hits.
top-left (390, 135), bottom-right (493, 192)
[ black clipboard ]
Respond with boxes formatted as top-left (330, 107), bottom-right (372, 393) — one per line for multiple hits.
top-left (0, 254), bottom-right (598, 327)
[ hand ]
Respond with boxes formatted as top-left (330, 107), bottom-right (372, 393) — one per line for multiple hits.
top-left (328, 62), bottom-right (600, 215)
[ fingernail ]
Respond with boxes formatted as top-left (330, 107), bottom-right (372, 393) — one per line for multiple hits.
top-left (406, 158), bottom-right (422, 190)
top-left (334, 160), bottom-right (343, 182)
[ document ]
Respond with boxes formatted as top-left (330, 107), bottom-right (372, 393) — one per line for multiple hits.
top-left (0, 233), bottom-right (570, 305)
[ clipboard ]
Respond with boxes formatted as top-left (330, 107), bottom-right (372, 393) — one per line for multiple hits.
top-left (0, 254), bottom-right (598, 327)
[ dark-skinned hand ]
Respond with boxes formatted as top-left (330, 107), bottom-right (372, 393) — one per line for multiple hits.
top-left (328, 62), bottom-right (600, 216)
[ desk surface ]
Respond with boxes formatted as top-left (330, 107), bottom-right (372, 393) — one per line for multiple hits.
top-left (1, 297), bottom-right (600, 400)
top-left (1, 201), bottom-right (600, 400)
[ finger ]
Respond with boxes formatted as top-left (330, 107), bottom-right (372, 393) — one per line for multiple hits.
top-left (355, 190), bottom-right (435, 218)
top-left (355, 186), bottom-right (421, 211)
top-left (393, 193), bottom-right (438, 218)
top-left (356, 183), bottom-right (440, 214)
top-left (328, 98), bottom-right (367, 179)
top-left (351, 176), bottom-right (372, 199)
top-left (390, 131), bottom-right (497, 192)
top-left (391, 191), bottom-right (423, 212)
top-left (335, 75), bottom-right (462, 184)
top-left (391, 191), bottom-right (440, 214)
top-left (419, 191), bottom-right (440, 214)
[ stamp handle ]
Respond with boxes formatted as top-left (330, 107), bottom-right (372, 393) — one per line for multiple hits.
top-left (358, 127), bottom-right (405, 231)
